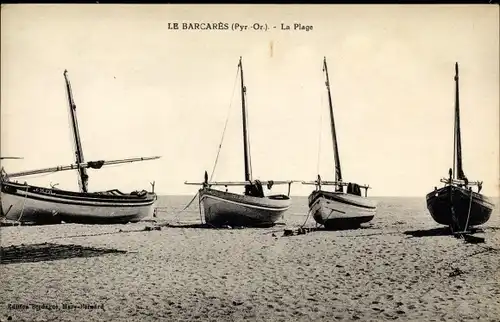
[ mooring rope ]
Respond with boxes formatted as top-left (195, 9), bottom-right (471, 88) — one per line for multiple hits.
top-left (16, 185), bottom-right (30, 225)
top-left (448, 187), bottom-right (474, 244)
top-left (446, 243), bottom-right (500, 273)
top-left (180, 192), bottom-right (199, 213)
top-left (300, 208), bottom-right (313, 228)
top-left (168, 191), bottom-right (200, 224)
top-left (463, 189), bottom-right (474, 232)
top-left (198, 196), bottom-right (204, 224)
top-left (449, 189), bottom-right (460, 233)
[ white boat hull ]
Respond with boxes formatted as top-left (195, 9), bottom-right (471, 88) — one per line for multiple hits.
top-left (1, 181), bottom-right (156, 225)
top-left (199, 188), bottom-right (291, 227)
top-left (308, 190), bottom-right (377, 229)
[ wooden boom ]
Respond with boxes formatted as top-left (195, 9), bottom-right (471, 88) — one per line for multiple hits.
top-left (185, 180), bottom-right (296, 186)
top-left (3, 156), bottom-right (161, 179)
top-left (301, 180), bottom-right (371, 190)
top-left (440, 178), bottom-right (482, 186)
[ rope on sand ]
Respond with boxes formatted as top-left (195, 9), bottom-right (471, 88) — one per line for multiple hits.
top-left (300, 209), bottom-right (313, 229)
top-left (454, 189), bottom-right (480, 244)
top-left (446, 244), bottom-right (500, 278)
top-left (16, 185), bottom-right (30, 225)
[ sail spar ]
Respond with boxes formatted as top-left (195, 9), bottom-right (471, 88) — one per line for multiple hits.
top-left (3, 156), bottom-right (161, 179)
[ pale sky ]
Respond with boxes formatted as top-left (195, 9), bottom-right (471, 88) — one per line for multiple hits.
top-left (1, 4), bottom-right (499, 197)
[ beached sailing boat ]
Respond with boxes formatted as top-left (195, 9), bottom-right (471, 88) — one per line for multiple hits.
top-left (302, 57), bottom-right (377, 229)
top-left (0, 70), bottom-right (160, 225)
top-left (185, 57), bottom-right (294, 227)
top-left (426, 63), bottom-right (495, 233)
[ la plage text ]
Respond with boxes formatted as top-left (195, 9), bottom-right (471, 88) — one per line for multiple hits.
top-left (167, 22), bottom-right (314, 32)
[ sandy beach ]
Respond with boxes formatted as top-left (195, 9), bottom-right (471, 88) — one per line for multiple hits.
top-left (1, 196), bottom-right (499, 322)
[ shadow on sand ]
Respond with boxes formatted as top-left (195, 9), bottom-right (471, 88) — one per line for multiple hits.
top-left (0, 243), bottom-right (127, 265)
top-left (157, 221), bottom-right (287, 229)
top-left (404, 227), bottom-right (488, 244)
top-left (403, 227), bottom-right (483, 237)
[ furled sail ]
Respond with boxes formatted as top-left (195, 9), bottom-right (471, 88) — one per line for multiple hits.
top-left (323, 57), bottom-right (343, 192)
top-left (453, 63), bottom-right (467, 183)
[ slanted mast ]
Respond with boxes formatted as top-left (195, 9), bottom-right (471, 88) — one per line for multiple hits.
top-left (238, 57), bottom-right (252, 182)
top-left (323, 57), bottom-right (343, 192)
top-left (63, 70), bottom-right (89, 193)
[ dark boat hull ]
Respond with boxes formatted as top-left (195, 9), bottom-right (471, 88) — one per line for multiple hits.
top-left (308, 190), bottom-right (377, 229)
top-left (1, 181), bottom-right (157, 225)
top-left (199, 188), bottom-right (291, 227)
top-left (426, 185), bottom-right (494, 229)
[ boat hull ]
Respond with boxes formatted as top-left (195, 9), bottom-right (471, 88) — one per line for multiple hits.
top-left (199, 188), bottom-right (291, 227)
top-left (426, 185), bottom-right (494, 229)
top-left (1, 181), bottom-right (157, 225)
top-left (308, 190), bottom-right (377, 229)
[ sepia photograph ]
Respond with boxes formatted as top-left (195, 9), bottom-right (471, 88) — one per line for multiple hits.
top-left (1, 4), bottom-right (499, 322)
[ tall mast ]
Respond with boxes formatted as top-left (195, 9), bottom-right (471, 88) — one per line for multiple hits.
top-left (453, 62), bottom-right (466, 181)
top-left (63, 70), bottom-right (89, 193)
top-left (239, 57), bottom-right (252, 182)
top-left (323, 57), bottom-right (343, 191)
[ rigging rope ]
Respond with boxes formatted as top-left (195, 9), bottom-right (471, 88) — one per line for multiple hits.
top-left (300, 208), bottom-right (313, 228)
top-left (316, 93), bottom-right (324, 175)
top-left (7, 170), bottom-right (63, 180)
top-left (65, 95), bottom-right (83, 189)
top-left (162, 67), bottom-right (240, 224)
top-left (209, 67), bottom-right (240, 181)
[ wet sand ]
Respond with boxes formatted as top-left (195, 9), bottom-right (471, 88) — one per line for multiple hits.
top-left (1, 196), bottom-right (499, 322)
